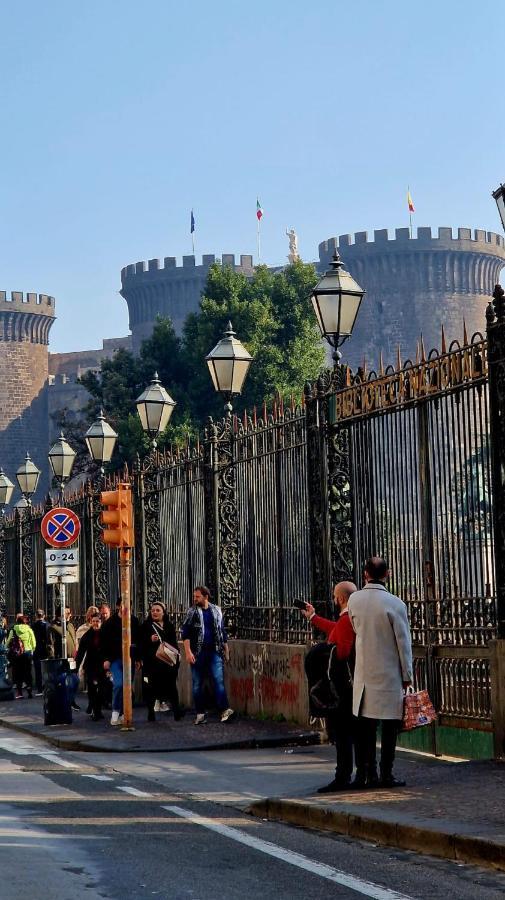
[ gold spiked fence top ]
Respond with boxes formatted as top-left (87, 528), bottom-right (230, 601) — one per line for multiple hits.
top-left (330, 325), bottom-right (487, 424)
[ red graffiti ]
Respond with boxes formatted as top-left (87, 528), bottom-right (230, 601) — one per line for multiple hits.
top-left (290, 653), bottom-right (302, 674)
top-left (259, 675), bottom-right (299, 704)
top-left (230, 676), bottom-right (254, 702)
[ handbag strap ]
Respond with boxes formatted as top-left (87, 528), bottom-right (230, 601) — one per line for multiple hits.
top-left (152, 621), bottom-right (164, 641)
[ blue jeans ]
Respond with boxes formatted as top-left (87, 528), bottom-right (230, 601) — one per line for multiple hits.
top-left (191, 650), bottom-right (228, 713)
top-left (110, 659), bottom-right (123, 713)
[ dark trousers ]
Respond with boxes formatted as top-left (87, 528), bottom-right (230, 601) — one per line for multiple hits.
top-left (12, 653), bottom-right (33, 695)
top-left (354, 716), bottom-right (401, 780)
top-left (327, 703), bottom-right (354, 784)
top-left (87, 676), bottom-right (105, 718)
top-left (144, 668), bottom-right (181, 716)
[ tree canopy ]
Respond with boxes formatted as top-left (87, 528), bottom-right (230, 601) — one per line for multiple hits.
top-left (75, 260), bottom-right (324, 467)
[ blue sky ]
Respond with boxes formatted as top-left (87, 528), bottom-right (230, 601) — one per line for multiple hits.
top-left (1, 0), bottom-right (505, 352)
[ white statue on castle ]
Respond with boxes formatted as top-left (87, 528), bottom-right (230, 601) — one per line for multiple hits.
top-left (286, 227), bottom-right (299, 264)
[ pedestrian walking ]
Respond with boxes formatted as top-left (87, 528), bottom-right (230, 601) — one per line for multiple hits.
top-left (7, 613), bottom-right (36, 699)
top-left (139, 603), bottom-right (184, 722)
top-left (100, 598), bottom-right (140, 725)
top-left (348, 557), bottom-right (413, 789)
top-left (32, 609), bottom-right (54, 696)
top-left (75, 606), bottom-right (100, 713)
top-left (75, 612), bottom-right (106, 721)
top-left (302, 580), bottom-right (357, 792)
top-left (182, 586), bottom-right (234, 725)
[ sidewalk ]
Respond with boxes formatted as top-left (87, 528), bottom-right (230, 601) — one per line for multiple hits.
top-left (248, 749), bottom-right (505, 873)
top-left (0, 695), bottom-right (320, 753)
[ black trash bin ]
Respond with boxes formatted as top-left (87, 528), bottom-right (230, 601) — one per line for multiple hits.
top-left (42, 659), bottom-right (73, 725)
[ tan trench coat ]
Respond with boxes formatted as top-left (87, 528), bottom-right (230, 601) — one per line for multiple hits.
top-left (348, 583), bottom-right (413, 720)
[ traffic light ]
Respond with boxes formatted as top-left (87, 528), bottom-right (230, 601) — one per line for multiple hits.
top-left (100, 482), bottom-right (134, 548)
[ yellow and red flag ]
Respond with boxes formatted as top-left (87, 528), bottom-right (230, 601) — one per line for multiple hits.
top-left (407, 189), bottom-right (415, 213)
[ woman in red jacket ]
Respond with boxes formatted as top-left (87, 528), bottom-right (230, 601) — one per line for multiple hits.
top-left (302, 580), bottom-right (357, 793)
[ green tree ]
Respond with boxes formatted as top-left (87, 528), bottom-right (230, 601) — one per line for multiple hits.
top-left (74, 260), bottom-right (324, 467)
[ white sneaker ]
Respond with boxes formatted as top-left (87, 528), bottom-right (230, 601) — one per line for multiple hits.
top-left (220, 708), bottom-right (235, 723)
top-left (153, 701), bottom-right (161, 713)
top-left (194, 713), bottom-right (207, 725)
top-left (110, 711), bottom-right (123, 725)
top-left (159, 702), bottom-right (169, 712)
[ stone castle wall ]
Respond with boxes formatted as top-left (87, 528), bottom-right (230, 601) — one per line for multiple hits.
top-left (318, 227), bottom-right (505, 369)
top-left (120, 253), bottom-right (255, 352)
top-left (0, 292), bottom-right (55, 497)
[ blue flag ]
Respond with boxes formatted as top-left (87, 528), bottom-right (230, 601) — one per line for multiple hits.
top-left (190, 210), bottom-right (195, 234)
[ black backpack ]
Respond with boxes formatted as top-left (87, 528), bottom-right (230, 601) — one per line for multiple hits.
top-left (8, 629), bottom-right (25, 661)
top-left (304, 641), bottom-right (353, 717)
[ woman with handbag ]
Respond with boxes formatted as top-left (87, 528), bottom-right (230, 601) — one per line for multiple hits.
top-left (139, 603), bottom-right (184, 722)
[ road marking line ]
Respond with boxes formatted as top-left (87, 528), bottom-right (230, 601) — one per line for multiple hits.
top-left (81, 774), bottom-right (114, 781)
top-left (163, 805), bottom-right (415, 900)
top-left (37, 753), bottom-right (78, 769)
top-left (117, 786), bottom-right (152, 797)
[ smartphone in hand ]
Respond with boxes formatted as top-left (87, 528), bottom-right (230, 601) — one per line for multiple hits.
top-left (292, 599), bottom-right (308, 610)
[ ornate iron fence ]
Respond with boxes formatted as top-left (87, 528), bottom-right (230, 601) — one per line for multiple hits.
top-left (1, 303), bottom-right (505, 731)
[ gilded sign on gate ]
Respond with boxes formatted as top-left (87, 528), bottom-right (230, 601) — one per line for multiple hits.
top-left (330, 341), bottom-right (487, 423)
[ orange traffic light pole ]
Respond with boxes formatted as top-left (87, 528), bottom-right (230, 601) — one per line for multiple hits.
top-left (100, 482), bottom-right (135, 731)
top-left (119, 545), bottom-right (134, 730)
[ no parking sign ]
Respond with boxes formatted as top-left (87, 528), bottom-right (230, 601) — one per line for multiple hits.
top-left (41, 507), bottom-right (81, 549)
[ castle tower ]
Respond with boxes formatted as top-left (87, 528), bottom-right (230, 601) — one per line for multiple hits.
top-left (318, 227), bottom-right (505, 369)
top-left (0, 292), bottom-right (56, 496)
top-left (120, 253), bottom-right (255, 353)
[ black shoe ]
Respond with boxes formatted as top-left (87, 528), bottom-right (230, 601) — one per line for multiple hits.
top-left (147, 710), bottom-right (156, 722)
top-left (317, 778), bottom-right (351, 794)
top-left (173, 707), bottom-right (185, 721)
top-left (86, 706), bottom-right (92, 715)
top-left (71, 702), bottom-right (81, 711)
top-left (91, 713), bottom-right (104, 721)
top-left (27, 691), bottom-right (33, 700)
top-left (379, 775), bottom-right (406, 788)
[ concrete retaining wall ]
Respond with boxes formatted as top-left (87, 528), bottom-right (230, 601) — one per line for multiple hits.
top-left (177, 639), bottom-right (310, 725)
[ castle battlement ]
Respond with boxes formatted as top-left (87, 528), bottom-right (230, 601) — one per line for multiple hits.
top-left (0, 291), bottom-right (56, 314)
top-left (319, 227), bottom-right (505, 260)
top-left (121, 253), bottom-right (254, 282)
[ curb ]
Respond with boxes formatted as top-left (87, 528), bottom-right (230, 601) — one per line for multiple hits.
top-left (0, 715), bottom-right (321, 754)
top-left (248, 798), bottom-right (505, 873)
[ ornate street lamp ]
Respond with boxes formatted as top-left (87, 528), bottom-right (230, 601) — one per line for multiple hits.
top-left (310, 251), bottom-right (365, 361)
top-left (15, 453), bottom-right (41, 506)
top-left (13, 497), bottom-right (29, 510)
top-left (0, 468), bottom-right (14, 516)
top-left (48, 432), bottom-right (76, 501)
top-left (85, 410), bottom-right (118, 475)
top-left (136, 373), bottom-right (176, 448)
top-left (492, 183), bottom-right (505, 232)
top-left (205, 322), bottom-right (253, 413)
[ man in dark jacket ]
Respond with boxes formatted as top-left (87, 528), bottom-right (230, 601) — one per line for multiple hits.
top-left (182, 585), bottom-right (234, 725)
top-left (32, 609), bottom-right (53, 696)
top-left (100, 599), bottom-right (140, 725)
top-left (75, 612), bottom-right (106, 721)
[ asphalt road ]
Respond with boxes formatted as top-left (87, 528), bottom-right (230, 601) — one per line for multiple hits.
top-left (0, 726), bottom-right (502, 900)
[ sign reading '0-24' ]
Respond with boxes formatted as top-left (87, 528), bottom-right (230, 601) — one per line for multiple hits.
top-left (41, 507), bottom-right (81, 549)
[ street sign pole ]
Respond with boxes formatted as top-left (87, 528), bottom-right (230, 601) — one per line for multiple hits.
top-left (60, 580), bottom-right (67, 660)
top-left (120, 546), bottom-right (134, 730)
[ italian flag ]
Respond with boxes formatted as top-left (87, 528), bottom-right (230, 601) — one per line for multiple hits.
top-left (256, 198), bottom-right (263, 221)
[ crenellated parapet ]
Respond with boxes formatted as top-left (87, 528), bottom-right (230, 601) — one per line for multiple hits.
top-left (0, 291), bottom-right (56, 345)
top-left (120, 253), bottom-right (255, 352)
top-left (318, 227), bottom-right (505, 370)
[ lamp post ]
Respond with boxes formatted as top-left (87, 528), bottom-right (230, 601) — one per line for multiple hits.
top-left (310, 251), bottom-right (365, 364)
top-left (136, 373), bottom-right (176, 449)
top-left (0, 469), bottom-right (14, 518)
top-left (205, 321), bottom-right (253, 414)
top-left (15, 453), bottom-right (41, 507)
top-left (48, 432), bottom-right (76, 503)
top-left (84, 410), bottom-right (118, 476)
top-left (0, 469), bottom-right (14, 701)
top-left (492, 183), bottom-right (505, 233)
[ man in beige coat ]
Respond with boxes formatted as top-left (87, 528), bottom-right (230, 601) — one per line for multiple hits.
top-left (348, 557), bottom-right (413, 788)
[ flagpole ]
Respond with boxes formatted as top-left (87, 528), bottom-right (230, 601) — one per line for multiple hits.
top-left (257, 217), bottom-right (261, 263)
top-left (192, 232), bottom-right (195, 254)
top-left (408, 185), bottom-right (412, 239)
